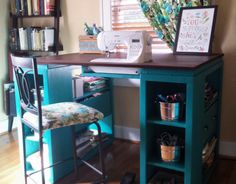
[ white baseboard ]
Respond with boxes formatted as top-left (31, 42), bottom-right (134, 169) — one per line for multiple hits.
top-left (114, 125), bottom-right (236, 157)
top-left (114, 125), bottom-right (140, 142)
top-left (0, 118), bottom-right (19, 134)
top-left (219, 141), bottom-right (236, 157)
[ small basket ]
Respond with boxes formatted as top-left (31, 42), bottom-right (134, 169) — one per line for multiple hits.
top-left (160, 145), bottom-right (181, 162)
top-left (159, 102), bottom-right (180, 121)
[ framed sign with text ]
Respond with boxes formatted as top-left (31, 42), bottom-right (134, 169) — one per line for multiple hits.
top-left (174, 6), bottom-right (217, 55)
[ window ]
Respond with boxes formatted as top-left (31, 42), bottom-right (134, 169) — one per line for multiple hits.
top-left (101, 0), bottom-right (172, 53)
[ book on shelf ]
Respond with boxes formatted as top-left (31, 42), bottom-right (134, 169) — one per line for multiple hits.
top-left (32, 0), bottom-right (40, 15)
top-left (10, 27), bottom-right (55, 52)
top-left (10, 0), bottom-right (55, 16)
top-left (44, 0), bottom-right (55, 15)
top-left (18, 27), bottom-right (28, 50)
top-left (27, 0), bottom-right (32, 15)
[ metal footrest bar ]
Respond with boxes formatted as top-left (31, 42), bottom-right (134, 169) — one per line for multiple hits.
top-left (78, 157), bottom-right (104, 176)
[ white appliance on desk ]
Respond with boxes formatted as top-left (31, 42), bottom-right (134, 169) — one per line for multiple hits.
top-left (89, 31), bottom-right (152, 74)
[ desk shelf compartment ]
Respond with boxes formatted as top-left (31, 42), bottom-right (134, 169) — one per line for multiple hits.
top-left (146, 81), bottom-right (186, 124)
top-left (146, 124), bottom-right (185, 173)
top-left (148, 169), bottom-right (184, 184)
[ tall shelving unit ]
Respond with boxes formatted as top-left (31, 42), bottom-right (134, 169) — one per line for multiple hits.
top-left (140, 58), bottom-right (223, 184)
top-left (9, 0), bottom-right (62, 55)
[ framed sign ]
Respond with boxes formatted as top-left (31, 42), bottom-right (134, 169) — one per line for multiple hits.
top-left (174, 6), bottom-right (217, 55)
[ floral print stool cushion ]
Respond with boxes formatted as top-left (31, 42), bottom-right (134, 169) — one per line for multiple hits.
top-left (23, 102), bottom-right (104, 131)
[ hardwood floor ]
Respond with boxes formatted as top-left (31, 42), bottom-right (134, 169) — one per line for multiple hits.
top-left (0, 130), bottom-right (236, 184)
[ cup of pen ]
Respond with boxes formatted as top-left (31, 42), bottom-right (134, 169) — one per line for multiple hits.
top-left (158, 132), bottom-right (183, 162)
top-left (158, 94), bottom-right (183, 121)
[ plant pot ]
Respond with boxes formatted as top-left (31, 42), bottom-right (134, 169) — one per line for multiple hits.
top-left (160, 145), bottom-right (181, 162)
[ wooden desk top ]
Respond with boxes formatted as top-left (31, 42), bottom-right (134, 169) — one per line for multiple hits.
top-left (37, 52), bottom-right (223, 70)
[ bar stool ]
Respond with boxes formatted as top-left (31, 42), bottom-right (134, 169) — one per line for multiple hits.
top-left (11, 54), bottom-right (107, 184)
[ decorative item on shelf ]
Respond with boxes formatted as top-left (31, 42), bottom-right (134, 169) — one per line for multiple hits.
top-left (202, 136), bottom-right (217, 169)
top-left (79, 23), bottom-right (104, 53)
top-left (157, 93), bottom-right (185, 121)
top-left (157, 132), bottom-right (184, 162)
top-left (204, 82), bottom-right (218, 108)
top-left (84, 22), bottom-right (103, 36)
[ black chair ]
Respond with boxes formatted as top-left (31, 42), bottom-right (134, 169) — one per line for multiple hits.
top-left (11, 54), bottom-right (107, 184)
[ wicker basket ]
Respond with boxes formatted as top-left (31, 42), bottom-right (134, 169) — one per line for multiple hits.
top-left (79, 35), bottom-right (103, 54)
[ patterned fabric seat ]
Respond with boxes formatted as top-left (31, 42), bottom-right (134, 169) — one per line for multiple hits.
top-left (23, 102), bottom-right (104, 131)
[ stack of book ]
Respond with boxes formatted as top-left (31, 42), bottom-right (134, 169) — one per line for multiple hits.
top-left (10, 0), bottom-right (55, 16)
top-left (9, 27), bottom-right (54, 51)
top-left (83, 77), bottom-right (107, 92)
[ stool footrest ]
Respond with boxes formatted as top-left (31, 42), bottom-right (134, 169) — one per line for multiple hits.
top-left (79, 157), bottom-right (104, 176)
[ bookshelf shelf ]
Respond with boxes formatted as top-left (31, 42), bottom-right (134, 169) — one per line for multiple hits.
top-left (11, 44), bottom-right (63, 53)
top-left (10, 12), bottom-right (62, 18)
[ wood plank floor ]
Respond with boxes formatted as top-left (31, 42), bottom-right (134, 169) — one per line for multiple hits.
top-left (0, 130), bottom-right (236, 184)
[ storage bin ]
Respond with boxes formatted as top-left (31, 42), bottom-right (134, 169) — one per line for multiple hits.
top-left (160, 145), bottom-right (181, 162)
top-left (79, 35), bottom-right (103, 54)
top-left (159, 102), bottom-right (180, 121)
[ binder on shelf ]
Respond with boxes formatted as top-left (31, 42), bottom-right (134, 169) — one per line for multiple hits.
top-left (18, 27), bottom-right (28, 50)
top-left (26, 27), bottom-right (32, 50)
top-left (44, 28), bottom-right (54, 51)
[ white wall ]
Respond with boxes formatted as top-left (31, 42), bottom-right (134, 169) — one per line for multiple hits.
top-left (0, 0), bottom-right (9, 121)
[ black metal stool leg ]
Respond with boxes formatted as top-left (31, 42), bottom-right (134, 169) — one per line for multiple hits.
top-left (21, 124), bottom-right (28, 184)
top-left (94, 121), bottom-right (106, 183)
top-left (39, 132), bottom-right (45, 184)
top-left (8, 115), bottom-right (14, 132)
top-left (71, 126), bottom-right (78, 177)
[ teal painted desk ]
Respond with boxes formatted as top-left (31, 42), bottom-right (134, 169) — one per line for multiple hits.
top-left (17, 53), bottom-right (223, 183)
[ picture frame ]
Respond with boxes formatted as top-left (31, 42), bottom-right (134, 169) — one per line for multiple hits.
top-left (174, 6), bottom-right (218, 55)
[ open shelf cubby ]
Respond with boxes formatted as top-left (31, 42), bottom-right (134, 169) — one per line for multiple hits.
top-left (146, 81), bottom-right (186, 123)
top-left (146, 124), bottom-right (185, 172)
